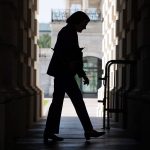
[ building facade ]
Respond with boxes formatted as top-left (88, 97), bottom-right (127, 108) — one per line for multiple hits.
top-left (38, 23), bottom-right (54, 97)
top-left (51, 0), bottom-right (103, 97)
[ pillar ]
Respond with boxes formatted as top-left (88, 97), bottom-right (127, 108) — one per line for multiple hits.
top-left (0, 0), bottom-right (42, 149)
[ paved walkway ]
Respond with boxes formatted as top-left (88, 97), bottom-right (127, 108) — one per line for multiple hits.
top-left (15, 98), bottom-right (140, 150)
top-left (42, 98), bottom-right (103, 117)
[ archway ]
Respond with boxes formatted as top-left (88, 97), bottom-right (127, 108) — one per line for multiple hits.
top-left (75, 56), bottom-right (102, 98)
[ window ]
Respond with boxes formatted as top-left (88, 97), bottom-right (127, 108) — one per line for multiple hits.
top-left (76, 56), bottom-right (102, 97)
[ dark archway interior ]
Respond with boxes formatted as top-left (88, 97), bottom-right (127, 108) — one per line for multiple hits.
top-left (0, 0), bottom-right (150, 149)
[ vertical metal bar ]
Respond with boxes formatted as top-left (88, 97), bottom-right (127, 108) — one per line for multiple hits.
top-left (101, 60), bottom-right (134, 129)
top-left (102, 77), bottom-right (106, 129)
top-left (107, 63), bottom-right (112, 129)
top-left (103, 97), bottom-right (105, 129)
top-left (103, 62), bottom-right (108, 129)
top-left (103, 60), bottom-right (110, 129)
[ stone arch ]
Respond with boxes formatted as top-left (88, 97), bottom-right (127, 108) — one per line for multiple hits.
top-left (83, 51), bottom-right (103, 59)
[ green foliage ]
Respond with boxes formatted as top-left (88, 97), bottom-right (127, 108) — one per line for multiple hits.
top-left (43, 99), bottom-right (49, 106)
top-left (38, 34), bottom-right (51, 48)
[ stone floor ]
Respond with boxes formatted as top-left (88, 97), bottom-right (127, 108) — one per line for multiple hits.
top-left (15, 98), bottom-right (141, 150)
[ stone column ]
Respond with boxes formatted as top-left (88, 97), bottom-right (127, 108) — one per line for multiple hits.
top-left (0, 0), bottom-right (42, 149)
top-left (82, 0), bottom-right (88, 10)
top-left (0, 1), bottom-right (22, 149)
top-left (65, 0), bottom-right (70, 9)
top-left (126, 0), bottom-right (150, 145)
top-left (136, 0), bottom-right (150, 145)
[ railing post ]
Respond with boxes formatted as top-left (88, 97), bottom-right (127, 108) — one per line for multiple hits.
top-left (99, 60), bottom-right (135, 130)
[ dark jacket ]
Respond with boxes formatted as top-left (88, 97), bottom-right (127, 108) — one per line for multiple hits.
top-left (47, 24), bottom-right (86, 78)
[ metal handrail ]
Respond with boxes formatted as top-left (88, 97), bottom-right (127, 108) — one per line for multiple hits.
top-left (99, 60), bottom-right (134, 129)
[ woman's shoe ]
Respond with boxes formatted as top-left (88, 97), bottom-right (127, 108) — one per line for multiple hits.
top-left (84, 130), bottom-right (105, 140)
top-left (43, 132), bottom-right (64, 143)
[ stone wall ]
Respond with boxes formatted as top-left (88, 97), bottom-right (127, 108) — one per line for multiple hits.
top-left (116, 0), bottom-right (150, 145)
top-left (0, 0), bottom-right (42, 149)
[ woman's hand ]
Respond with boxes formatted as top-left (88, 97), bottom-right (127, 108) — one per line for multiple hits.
top-left (83, 76), bottom-right (89, 85)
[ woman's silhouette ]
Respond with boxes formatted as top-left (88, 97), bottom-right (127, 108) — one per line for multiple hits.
top-left (44, 11), bottom-right (105, 143)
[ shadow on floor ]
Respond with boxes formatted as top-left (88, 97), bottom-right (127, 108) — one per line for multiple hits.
top-left (15, 116), bottom-right (141, 150)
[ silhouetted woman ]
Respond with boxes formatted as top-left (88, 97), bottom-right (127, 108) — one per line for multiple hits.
top-left (44, 11), bottom-right (105, 143)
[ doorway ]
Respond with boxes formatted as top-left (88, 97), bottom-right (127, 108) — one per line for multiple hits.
top-left (38, 0), bottom-right (104, 117)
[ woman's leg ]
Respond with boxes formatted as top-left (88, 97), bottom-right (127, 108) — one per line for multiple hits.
top-left (65, 76), bottom-right (93, 132)
top-left (45, 77), bottom-right (65, 134)
top-left (64, 76), bottom-right (105, 140)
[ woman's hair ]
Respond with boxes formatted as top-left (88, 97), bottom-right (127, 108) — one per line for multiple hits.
top-left (66, 11), bottom-right (90, 25)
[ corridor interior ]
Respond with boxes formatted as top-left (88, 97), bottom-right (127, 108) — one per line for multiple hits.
top-left (14, 98), bottom-right (140, 150)
top-left (1, 0), bottom-right (150, 150)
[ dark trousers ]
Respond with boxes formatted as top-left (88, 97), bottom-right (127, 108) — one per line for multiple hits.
top-left (45, 74), bottom-right (93, 134)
